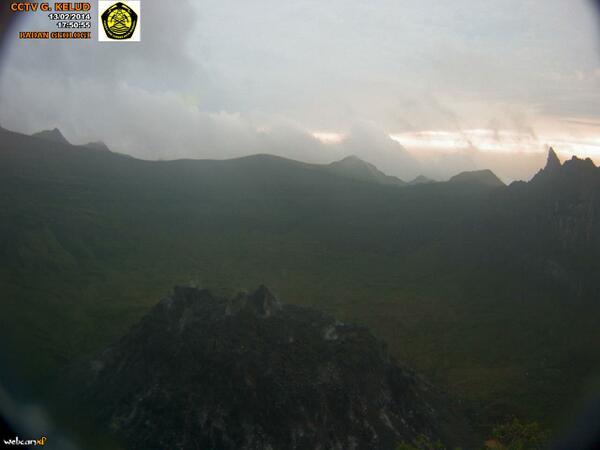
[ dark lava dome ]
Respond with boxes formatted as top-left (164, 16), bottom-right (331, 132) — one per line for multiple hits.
top-left (73, 286), bottom-right (470, 450)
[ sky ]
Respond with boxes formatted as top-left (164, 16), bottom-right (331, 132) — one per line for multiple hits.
top-left (1, 0), bottom-right (600, 181)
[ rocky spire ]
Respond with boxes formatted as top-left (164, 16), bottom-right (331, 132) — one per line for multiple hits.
top-left (545, 147), bottom-right (562, 172)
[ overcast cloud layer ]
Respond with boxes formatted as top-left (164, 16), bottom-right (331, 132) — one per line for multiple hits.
top-left (1, 0), bottom-right (599, 181)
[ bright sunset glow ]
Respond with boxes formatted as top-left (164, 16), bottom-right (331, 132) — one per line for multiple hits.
top-left (390, 129), bottom-right (600, 161)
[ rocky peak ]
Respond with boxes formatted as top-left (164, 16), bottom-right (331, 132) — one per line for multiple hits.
top-left (545, 147), bottom-right (562, 172)
top-left (532, 149), bottom-right (598, 184)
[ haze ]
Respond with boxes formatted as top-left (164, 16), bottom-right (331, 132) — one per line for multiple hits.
top-left (1, 0), bottom-right (599, 181)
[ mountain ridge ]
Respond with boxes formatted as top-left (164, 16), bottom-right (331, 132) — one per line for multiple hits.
top-left (5, 126), bottom-right (588, 189)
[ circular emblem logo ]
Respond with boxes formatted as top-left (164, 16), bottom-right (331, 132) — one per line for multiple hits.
top-left (101, 2), bottom-right (138, 40)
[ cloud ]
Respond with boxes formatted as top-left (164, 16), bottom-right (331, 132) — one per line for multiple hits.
top-left (0, 65), bottom-right (426, 179)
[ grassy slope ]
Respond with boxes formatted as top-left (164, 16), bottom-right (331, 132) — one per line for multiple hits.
top-left (1, 129), bottom-right (599, 436)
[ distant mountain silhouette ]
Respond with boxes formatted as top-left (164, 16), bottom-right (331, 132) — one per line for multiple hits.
top-left (84, 141), bottom-right (111, 153)
top-left (409, 175), bottom-right (435, 185)
top-left (31, 128), bottom-right (70, 145)
top-left (326, 155), bottom-right (406, 186)
top-left (448, 169), bottom-right (505, 187)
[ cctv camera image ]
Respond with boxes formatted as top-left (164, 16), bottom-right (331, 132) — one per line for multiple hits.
top-left (1, 1), bottom-right (600, 449)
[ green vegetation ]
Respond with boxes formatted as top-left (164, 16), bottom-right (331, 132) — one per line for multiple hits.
top-left (397, 418), bottom-right (549, 449)
top-left (489, 417), bottom-right (549, 450)
top-left (1, 128), bottom-right (599, 440)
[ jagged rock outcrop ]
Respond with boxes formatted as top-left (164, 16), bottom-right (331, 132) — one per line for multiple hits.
top-left (530, 148), bottom-right (597, 184)
top-left (71, 286), bottom-right (471, 450)
top-left (545, 147), bottom-right (562, 173)
top-left (499, 148), bottom-right (600, 297)
top-left (530, 150), bottom-right (599, 250)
